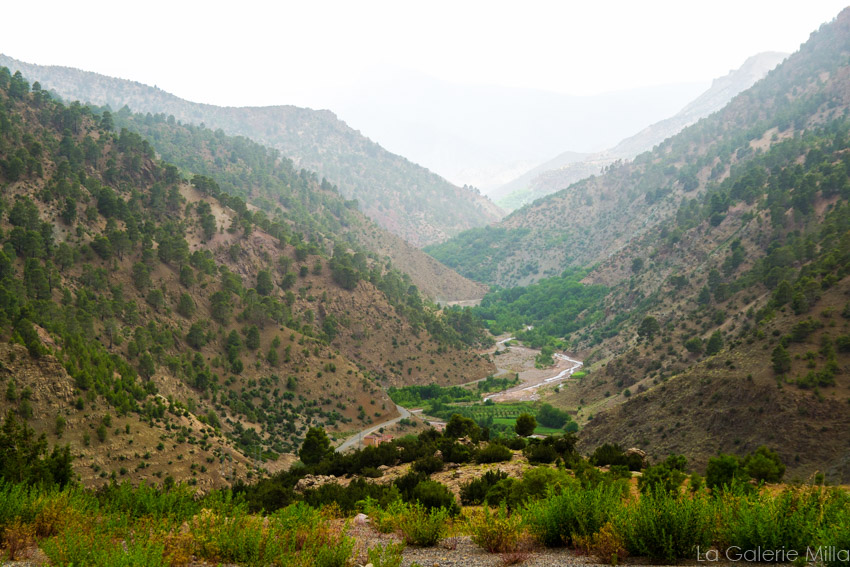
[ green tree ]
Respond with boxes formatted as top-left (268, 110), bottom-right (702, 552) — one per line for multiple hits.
top-left (631, 257), bottom-right (644, 273)
top-left (0, 411), bottom-right (73, 487)
top-left (445, 414), bottom-right (480, 440)
top-left (515, 413), bottom-right (537, 437)
top-left (637, 316), bottom-right (661, 340)
top-left (210, 291), bottom-right (231, 324)
top-left (299, 427), bottom-right (332, 465)
top-left (179, 264), bottom-right (195, 288)
top-left (771, 344), bottom-right (791, 374)
top-left (131, 262), bottom-right (151, 291)
top-left (705, 331), bottom-right (723, 356)
top-left (705, 454), bottom-right (741, 490)
top-left (186, 322), bottom-right (207, 349)
top-left (266, 346), bottom-right (279, 366)
top-left (177, 293), bottom-right (196, 318)
top-left (138, 352), bottom-right (156, 379)
top-left (744, 446), bottom-right (785, 483)
top-left (245, 325), bottom-right (260, 350)
top-left (256, 270), bottom-right (274, 296)
top-left (684, 336), bottom-right (703, 354)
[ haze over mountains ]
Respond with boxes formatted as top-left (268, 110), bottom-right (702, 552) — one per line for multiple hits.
top-left (0, 54), bottom-right (502, 248)
top-left (308, 67), bottom-right (709, 191)
top-left (492, 51), bottom-right (789, 210)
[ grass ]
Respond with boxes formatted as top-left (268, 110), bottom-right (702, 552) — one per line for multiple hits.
top-left (2, 478), bottom-right (850, 565)
top-left (491, 417), bottom-right (563, 435)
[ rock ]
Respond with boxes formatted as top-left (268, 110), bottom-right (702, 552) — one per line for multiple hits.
top-left (294, 474), bottom-right (339, 492)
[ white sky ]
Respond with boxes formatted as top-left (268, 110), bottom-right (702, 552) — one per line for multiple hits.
top-left (3, 0), bottom-right (848, 108)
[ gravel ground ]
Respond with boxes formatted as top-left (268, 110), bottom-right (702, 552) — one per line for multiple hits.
top-left (401, 535), bottom-right (604, 567)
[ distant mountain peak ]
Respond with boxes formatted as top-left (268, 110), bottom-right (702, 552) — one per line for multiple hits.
top-left (493, 51), bottom-right (788, 211)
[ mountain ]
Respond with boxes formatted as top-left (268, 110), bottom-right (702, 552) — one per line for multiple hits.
top-left (0, 67), bottom-right (494, 489)
top-left (0, 54), bottom-right (503, 248)
top-left (103, 105), bottom-right (488, 303)
top-left (312, 68), bottom-right (708, 191)
top-left (452, 8), bottom-right (850, 479)
top-left (493, 52), bottom-right (788, 211)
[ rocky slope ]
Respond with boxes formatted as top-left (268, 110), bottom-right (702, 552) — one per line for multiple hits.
top-left (0, 68), bottom-right (494, 489)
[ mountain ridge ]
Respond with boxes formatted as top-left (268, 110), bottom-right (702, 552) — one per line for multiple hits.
top-left (492, 51), bottom-right (788, 210)
top-left (0, 54), bottom-right (503, 248)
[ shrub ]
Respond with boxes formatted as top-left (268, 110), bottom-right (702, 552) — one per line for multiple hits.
top-left (412, 455), bottom-right (445, 475)
top-left (574, 521), bottom-right (628, 565)
top-left (395, 502), bottom-right (450, 546)
top-left (484, 478), bottom-right (523, 509)
top-left (412, 480), bottom-right (459, 515)
top-left (525, 443), bottom-right (558, 464)
top-left (589, 443), bottom-right (642, 471)
top-left (638, 464), bottom-right (686, 495)
top-left (469, 503), bottom-right (524, 553)
top-left (525, 481), bottom-right (624, 547)
top-left (718, 486), bottom-right (848, 555)
top-left (706, 454), bottom-right (743, 490)
top-left (366, 542), bottom-right (405, 567)
top-left (617, 487), bottom-right (714, 562)
top-left (460, 470), bottom-right (509, 505)
top-left (475, 443), bottom-right (513, 464)
top-left (519, 467), bottom-right (572, 500)
top-left (742, 446), bottom-right (785, 483)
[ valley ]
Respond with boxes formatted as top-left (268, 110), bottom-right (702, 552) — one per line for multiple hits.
top-left (2, 5), bottom-right (850, 566)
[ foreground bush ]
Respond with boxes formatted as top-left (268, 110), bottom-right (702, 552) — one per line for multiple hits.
top-left (616, 487), bottom-right (714, 562)
top-left (394, 501), bottom-right (452, 546)
top-left (717, 485), bottom-right (850, 554)
top-left (525, 481), bottom-right (624, 547)
top-left (469, 503), bottom-right (525, 553)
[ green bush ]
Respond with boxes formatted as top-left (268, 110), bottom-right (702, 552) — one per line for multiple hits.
top-left (412, 480), bottom-right (459, 515)
top-left (718, 486), bottom-right (849, 555)
top-left (412, 455), bottom-right (445, 475)
top-left (525, 443), bottom-right (558, 464)
top-left (475, 443), bottom-right (513, 464)
top-left (469, 503), bottom-right (524, 553)
top-left (460, 470), bottom-right (509, 505)
top-left (589, 443), bottom-right (642, 471)
top-left (395, 502), bottom-right (450, 546)
top-left (366, 542), bottom-right (405, 567)
top-left (484, 478), bottom-right (523, 509)
top-left (705, 453), bottom-right (743, 490)
top-left (525, 481), bottom-right (624, 547)
top-left (617, 487), bottom-right (714, 562)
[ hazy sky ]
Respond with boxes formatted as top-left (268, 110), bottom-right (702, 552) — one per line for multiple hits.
top-left (3, 0), bottom-right (848, 108)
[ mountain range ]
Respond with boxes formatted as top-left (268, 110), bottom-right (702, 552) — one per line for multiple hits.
top-left (430, 7), bottom-right (850, 480)
top-left (310, 67), bottom-right (708, 191)
top-left (492, 51), bottom-right (789, 211)
top-left (0, 54), bottom-right (503, 248)
top-left (0, 71), bottom-right (493, 487)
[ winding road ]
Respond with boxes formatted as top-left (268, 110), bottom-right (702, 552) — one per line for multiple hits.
top-left (334, 336), bottom-right (582, 451)
top-left (335, 403), bottom-right (411, 453)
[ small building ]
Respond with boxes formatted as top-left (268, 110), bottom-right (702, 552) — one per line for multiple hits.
top-left (363, 432), bottom-right (393, 447)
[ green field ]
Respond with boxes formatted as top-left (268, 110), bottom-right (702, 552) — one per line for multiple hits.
top-left (491, 417), bottom-right (563, 435)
